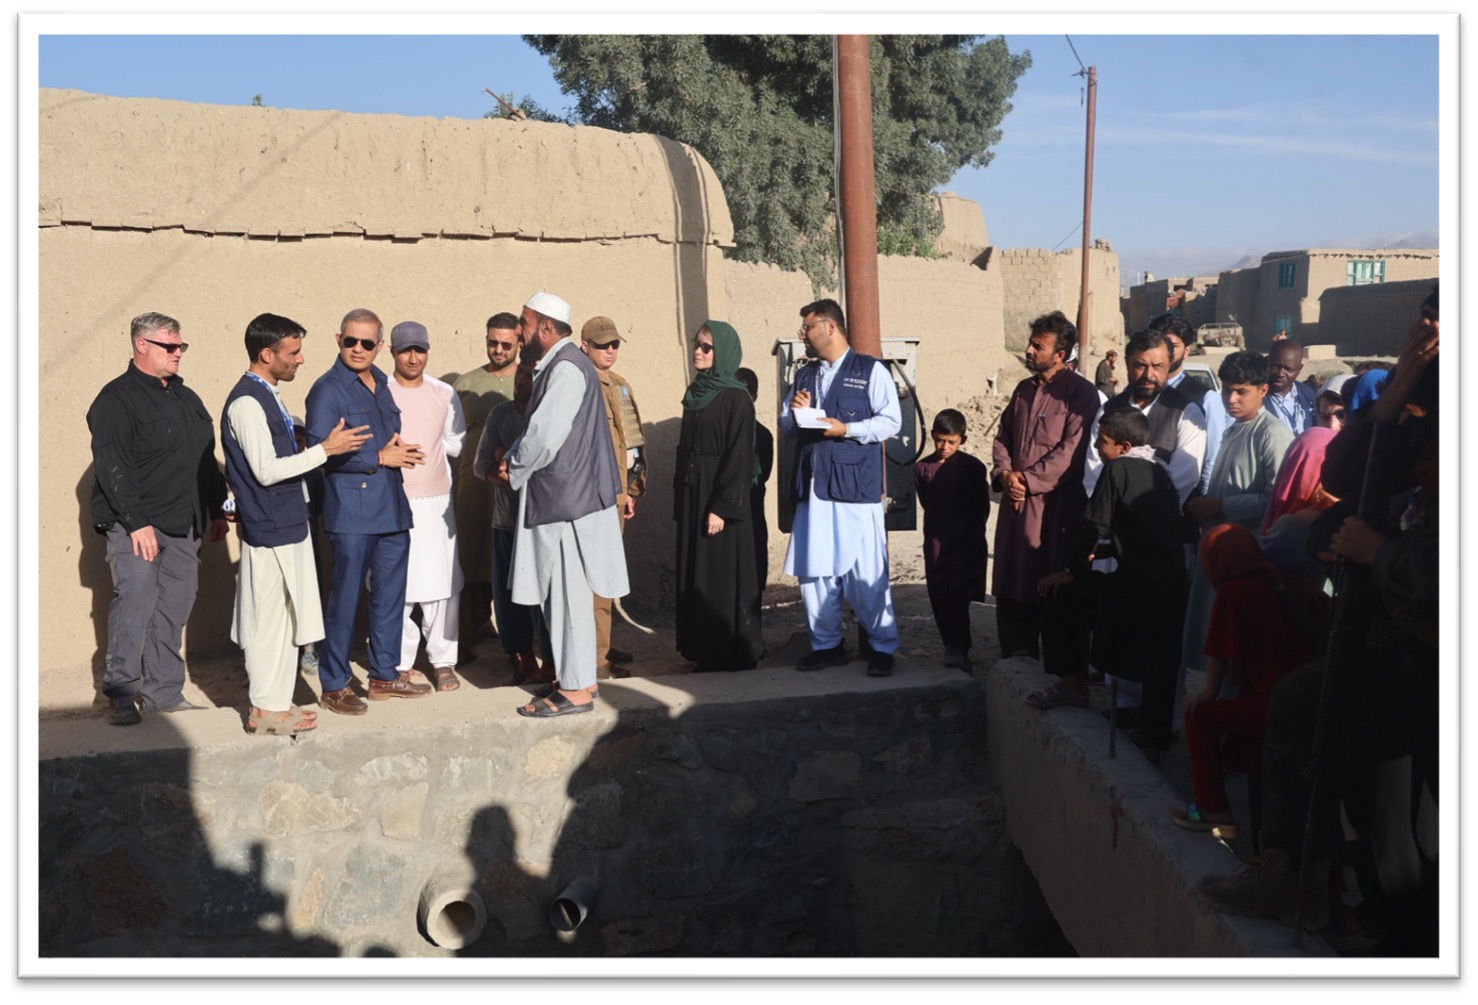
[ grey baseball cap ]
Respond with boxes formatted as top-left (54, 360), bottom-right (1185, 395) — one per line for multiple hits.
top-left (390, 321), bottom-right (430, 351)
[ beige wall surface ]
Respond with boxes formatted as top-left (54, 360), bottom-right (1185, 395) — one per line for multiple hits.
top-left (40, 88), bottom-right (737, 677)
top-left (40, 89), bottom-right (733, 245)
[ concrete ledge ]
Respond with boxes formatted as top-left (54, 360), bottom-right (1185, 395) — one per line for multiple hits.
top-left (984, 657), bottom-right (1335, 959)
top-left (39, 664), bottom-right (1051, 958)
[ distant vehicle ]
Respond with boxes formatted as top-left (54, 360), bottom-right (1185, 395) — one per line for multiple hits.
top-left (1180, 361), bottom-right (1221, 392)
top-left (1196, 322), bottom-right (1244, 348)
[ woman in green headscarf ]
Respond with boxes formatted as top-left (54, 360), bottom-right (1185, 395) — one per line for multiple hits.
top-left (673, 321), bottom-right (764, 672)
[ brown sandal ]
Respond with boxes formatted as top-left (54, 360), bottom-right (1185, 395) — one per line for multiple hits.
top-left (246, 705), bottom-right (318, 735)
top-left (432, 666), bottom-right (460, 692)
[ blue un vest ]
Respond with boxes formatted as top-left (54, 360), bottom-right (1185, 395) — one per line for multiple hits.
top-left (792, 351), bottom-right (884, 504)
top-left (222, 374), bottom-right (311, 548)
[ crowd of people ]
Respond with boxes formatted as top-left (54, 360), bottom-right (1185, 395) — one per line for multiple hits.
top-left (88, 285), bottom-right (1438, 941)
top-left (989, 293), bottom-right (1439, 946)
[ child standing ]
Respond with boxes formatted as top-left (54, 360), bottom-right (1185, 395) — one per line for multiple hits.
top-left (1028, 407), bottom-right (1188, 756)
top-left (1178, 350), bottom-right (1295, 726)
top-left (914, 409), bottom-right (990, 671)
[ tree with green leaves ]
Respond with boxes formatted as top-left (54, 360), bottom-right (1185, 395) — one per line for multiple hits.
top-left (525, 34), bottom-right (1030, 287)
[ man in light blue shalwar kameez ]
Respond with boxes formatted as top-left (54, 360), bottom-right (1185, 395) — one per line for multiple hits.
top-left (779, 298), bottom-right (903, 677)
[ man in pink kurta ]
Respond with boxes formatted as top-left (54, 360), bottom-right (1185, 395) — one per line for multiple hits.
top-left (386, 321), bottom-right (467, 691)
top-left (991, 311), bottom-right (1102, 659)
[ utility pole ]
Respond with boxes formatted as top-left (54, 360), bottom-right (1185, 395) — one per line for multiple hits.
top-left (834, 35), bottom-right (882, 359)
top-left (1076, 65), bottom-right (1097, 348)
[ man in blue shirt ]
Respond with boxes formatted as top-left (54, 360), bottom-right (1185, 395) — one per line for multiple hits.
top-left (1264, 340), bottom-right (1317, 435)
top-left (305, 308), bottom-right (428, 715)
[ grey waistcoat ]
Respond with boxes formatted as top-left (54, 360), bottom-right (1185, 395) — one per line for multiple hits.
top-left (524, 341), bottom-right (621, 527)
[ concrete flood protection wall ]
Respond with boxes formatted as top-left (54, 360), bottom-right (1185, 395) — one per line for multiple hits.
top-left (986, 657), bottom-right (1335, 960)
top-left (38, 670), bottom-right (1072, 959)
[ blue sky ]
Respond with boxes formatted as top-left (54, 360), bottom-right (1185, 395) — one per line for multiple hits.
top-left (35, 27), bottom-right (1442, 289)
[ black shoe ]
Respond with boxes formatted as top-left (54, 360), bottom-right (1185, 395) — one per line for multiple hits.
top-left (866, 652), bottom-right (895, 677)
top-left (108, 701), bottom-right (141, 726)
top-left (796, 644), bottom-right (848, 671)
top-left (154, 699), bottom-right (207, 713)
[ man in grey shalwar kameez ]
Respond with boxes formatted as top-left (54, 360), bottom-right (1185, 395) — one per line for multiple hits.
top-left (499, 291), bottom-right (629, 716)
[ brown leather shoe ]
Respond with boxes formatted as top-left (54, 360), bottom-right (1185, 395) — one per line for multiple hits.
top-left (321, 686), bottom-right (368, 716)
top-left (368, 671), bottom-right (433, 700)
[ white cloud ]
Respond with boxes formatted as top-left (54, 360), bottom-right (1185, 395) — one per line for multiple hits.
top-left (1097, 125), bottom-right (1436, 166)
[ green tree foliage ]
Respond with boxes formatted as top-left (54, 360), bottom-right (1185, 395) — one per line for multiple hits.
top-left (525, 34), bottom-right (1030, 287)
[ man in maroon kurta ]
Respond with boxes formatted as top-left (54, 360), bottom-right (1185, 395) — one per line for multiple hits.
top-left (990, 311), bottom-right (1102, 659)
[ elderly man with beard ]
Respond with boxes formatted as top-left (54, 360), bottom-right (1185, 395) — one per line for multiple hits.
top-left (222, 313), bottom-right (371, 733)
top-left (990, 310), bottom-right (1102, 660)
top-left (497, 292), bottom-right (629, 717)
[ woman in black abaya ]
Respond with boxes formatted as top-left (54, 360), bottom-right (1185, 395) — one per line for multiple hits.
top-left (673, 321), bottom-right (764, 672)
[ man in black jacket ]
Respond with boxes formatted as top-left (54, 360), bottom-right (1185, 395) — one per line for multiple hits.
top-left (87, 312), bottom-right (229, 725)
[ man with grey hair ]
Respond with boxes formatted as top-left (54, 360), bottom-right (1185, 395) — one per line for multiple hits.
top-left (497, 292), bottom-right (629, 717)
top-left (305, 308), bottom-right (428, 715)
top-left (88, 312), bottom-right (230, 725)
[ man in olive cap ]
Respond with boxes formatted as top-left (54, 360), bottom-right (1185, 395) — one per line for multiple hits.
top-left (580, 315), bottom-right (647, 677)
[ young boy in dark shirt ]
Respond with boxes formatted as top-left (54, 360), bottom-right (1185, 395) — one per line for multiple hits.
top-left (1028, 407), bottom-right (1188, 755)
top-left (914, 409), bottom-right (989, 671)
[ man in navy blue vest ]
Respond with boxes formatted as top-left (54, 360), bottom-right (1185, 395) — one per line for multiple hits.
top-left (779, 298), bottom-right (903, 676)
top-left (306, 308), bottom-right (429, 716)
top-left (222, 313), bottom-right (370, 733)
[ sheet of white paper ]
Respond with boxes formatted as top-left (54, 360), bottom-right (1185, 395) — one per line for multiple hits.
top-left (793, 406), bottom-right (830, 429)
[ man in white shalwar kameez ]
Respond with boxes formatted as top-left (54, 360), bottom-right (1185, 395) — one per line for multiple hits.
top-left (499, 292), bottom-right (629, 717)
top-left (221, 313), bottom-right (370, 734)
top-left (779, 298), bottom-right (903, 676)
top-left (386, 321), bottom-right (467, 692)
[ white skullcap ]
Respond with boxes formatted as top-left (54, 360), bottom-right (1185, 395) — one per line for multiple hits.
top-left (1320, 373), bottom-right (1353, 398)
top-left (524, 291), bottom-right (571, 325)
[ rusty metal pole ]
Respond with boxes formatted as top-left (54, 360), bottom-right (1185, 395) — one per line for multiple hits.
top-left (835, 35), bottom-right (882, 359)
top-left (1076, 65), bottom-right (1097, 349)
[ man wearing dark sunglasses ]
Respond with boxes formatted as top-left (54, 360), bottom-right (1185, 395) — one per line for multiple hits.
top-left (580, 315), bottom-right (647, 677)
top-left (87, 311), bottom-right (230, 725)
top-left (454, 311), bottom-right (521, 657)
top-left (305, 308), bottom-right (428, 716)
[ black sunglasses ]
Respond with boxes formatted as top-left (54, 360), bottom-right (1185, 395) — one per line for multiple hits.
top-left (487, 339), bottom-right (517, 350)
top-left (142, 338), bottom-right (189, 354)
top-left (589, 339), bottom-right (621, 351)
top-left (341, 336), bottom-right (379, 351)
top-left (694, 342), bottom-right (714, 354)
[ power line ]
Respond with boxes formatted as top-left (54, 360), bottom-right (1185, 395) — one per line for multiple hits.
top-left (1065, 35), bottom-right (1087, 75)
top-left (1051, 221), bottom-right (1082, 253)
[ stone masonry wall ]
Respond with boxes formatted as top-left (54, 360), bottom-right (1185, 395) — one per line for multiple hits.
top-left (38, 674), bottom-right (1069, 958)
top-left (996, 246), bottom-right (1120, 355)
